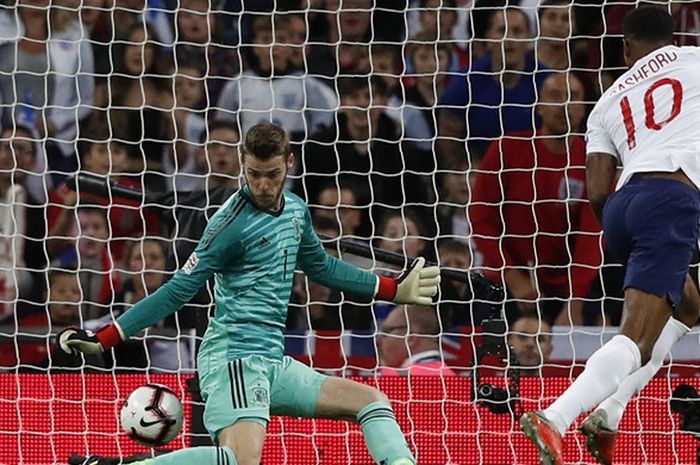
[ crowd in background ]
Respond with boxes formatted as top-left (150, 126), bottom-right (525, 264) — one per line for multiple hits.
top-left (1, 0), bottom-right (698, 372)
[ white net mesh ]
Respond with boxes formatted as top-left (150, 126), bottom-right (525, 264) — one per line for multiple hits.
top-left (1, 0), bottom-right (700, 464)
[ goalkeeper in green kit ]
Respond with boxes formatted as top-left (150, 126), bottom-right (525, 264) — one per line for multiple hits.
top-left (59, 122), bottom-right (440, 465)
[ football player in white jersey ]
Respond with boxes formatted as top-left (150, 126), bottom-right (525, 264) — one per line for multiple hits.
top-left (520, 6), bottom-right (700, 465)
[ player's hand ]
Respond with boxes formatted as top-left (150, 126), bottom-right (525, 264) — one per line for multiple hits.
top-left (58, 328), bottom-right (104, 355)
top-left (57, 324), bottom-right (124, 355)
top-left (377, 257), bottom-right (441, 305)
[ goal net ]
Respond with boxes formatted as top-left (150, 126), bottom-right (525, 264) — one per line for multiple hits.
top-left (1, 0), bottom-right (699, 464)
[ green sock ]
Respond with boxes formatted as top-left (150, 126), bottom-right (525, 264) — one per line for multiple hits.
top-left (131, 446), bottom-right (237, 465)
top-left (357, 402), bottom-right (415, 465)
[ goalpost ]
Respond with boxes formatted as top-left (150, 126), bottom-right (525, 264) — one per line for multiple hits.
top-left (1, 0), bottom-right (699, 464)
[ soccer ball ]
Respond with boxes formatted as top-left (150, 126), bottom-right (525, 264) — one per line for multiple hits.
top-left (120, 384), bottom-right (184, 447)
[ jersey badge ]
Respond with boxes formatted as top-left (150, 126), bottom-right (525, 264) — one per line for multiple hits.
top-left (292, 217), bottom-right (302, 242)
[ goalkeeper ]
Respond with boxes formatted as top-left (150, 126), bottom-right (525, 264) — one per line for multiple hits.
top-left (59, 122), bottom-right (440, 465)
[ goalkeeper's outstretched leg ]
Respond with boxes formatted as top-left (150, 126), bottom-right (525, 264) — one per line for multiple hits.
top-left (71, 446), bottom-right (239, 465)
top-left (314, 376), bottom-right (415, 465)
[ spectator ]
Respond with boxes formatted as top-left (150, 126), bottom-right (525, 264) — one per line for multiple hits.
top-left (0, 269), bottom-right (107, 370)
top-left (468, 0), bottom-right (508, 65)
top-left (394, 32), bottom-right (453, 163)
top-left (196, 119), bottom-right (242, 192)
top-left (298, 76), bottom-right (409, 225)
top-left (48, 206), bottom-right (120, 321)
top-left (110, 0), bottom-right (173, 44)
top-left (281, 12), bottom-right (308, 72)
top-left (535, 0), bottom-right (575, 72)
top-left (353, 44), bottom-right (402, 98)
top-left (435, 153), bottom-right (471, 241)
top-left (672, 2), bottom-right (700, 46)
top-left (84, 0), bottom-right (178, 107)
top-left (438, 5), bottom-right (549, 162)
top-left (173, 0), bottom-right (239, 104)
top-left (368, 75), bottom-right (400, 143)
top-left (0, 0), bottom-right (94, 179)
top-left (118, 239), bottom-right (194, 371)
top-left (306, 0), bottom-right (373, 82)
top-left (78, 0), bottom-right (111, 109)
top-left (535, 0), bottom-right (599, 102)
top-left (215, 15), bottom-right (337, 146)
top-left (1, 117), bottom-right (47, 205)
top-left (288, 268), bottom-right (337, 330)
top-left (508, 311), bottom-right (553, 376)
top-left (0, 132), bottom-right (29, 322)
top-left (416, 0), bottom-right (458, 41)
top-left (108, 22), bottom-right (173, 187)
top-left (48, 118), bottom-right (161, 263)
top-left (585, 1), bottom-right (700, 94)
top-left (470, 73), bottom-right (601, 326)
top-left (375, 210), bottom-right (430, 272)
top-left (118, 240), bottom-right (167, 310)
top-left (378, 305), bottom-right (457, 377)
top-left (0, 124), bottom-right (48, 309)
top-left (163, 64), bottom-right (207, 192)
top-left (409, 0), bottom-right (469, 67)
top-left (436, 239), bottom-right (492, 328)
top-left (312, 182), bottom-right (365, 238)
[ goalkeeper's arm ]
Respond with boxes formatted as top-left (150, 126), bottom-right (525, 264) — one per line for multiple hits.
top-left (60, 220), bottom-right (240, 355)
top-left (59, 250), bottom-right (219, 355)
top-left (297, 210), bottom-right (440, 305)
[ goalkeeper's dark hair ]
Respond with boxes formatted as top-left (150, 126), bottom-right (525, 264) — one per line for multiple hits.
top-left (242, 122), bottom-right (290, 161)
top-left (623, 5), bottom-right (674, 44)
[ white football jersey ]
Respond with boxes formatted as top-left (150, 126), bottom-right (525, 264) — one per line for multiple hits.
top-left (215, 71), bottom-right (338, 138)
top-left (586, 45), bottom-right (700, 190)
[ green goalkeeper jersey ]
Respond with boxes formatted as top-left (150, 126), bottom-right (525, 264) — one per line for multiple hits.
top-left (116, 186), bottom-right (379, 360)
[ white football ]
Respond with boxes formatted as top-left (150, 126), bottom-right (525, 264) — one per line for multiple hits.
top-left (120, 384), bottom-right (184, 447)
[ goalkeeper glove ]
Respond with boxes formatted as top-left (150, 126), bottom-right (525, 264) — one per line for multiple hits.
top-left (376, 257), bottom-right (441, 305)
top-left (58, 324), bottom-right (124, 355)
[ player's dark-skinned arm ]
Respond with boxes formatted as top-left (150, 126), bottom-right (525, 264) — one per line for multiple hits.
top-left (585, 153), bottom-right (617, 225)
top-left (57, 218), bottom-right (241, 355)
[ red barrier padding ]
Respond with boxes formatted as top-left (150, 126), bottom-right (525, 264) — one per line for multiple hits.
top-left (1, 374), bottom-right (698, 464)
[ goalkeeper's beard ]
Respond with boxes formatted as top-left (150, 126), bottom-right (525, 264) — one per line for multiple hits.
top-left (245, 165), bottom-right (288, 212)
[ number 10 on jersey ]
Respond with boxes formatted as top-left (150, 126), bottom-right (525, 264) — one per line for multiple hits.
top-left (620, 77), bottom-right (683, 150)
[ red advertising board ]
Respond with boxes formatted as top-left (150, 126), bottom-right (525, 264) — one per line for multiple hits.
top-left (0, 374), bottom-right (698, 464)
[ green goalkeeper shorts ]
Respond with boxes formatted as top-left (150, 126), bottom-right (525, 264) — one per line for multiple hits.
top-left (198, 353), bottom-right (327, 439)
